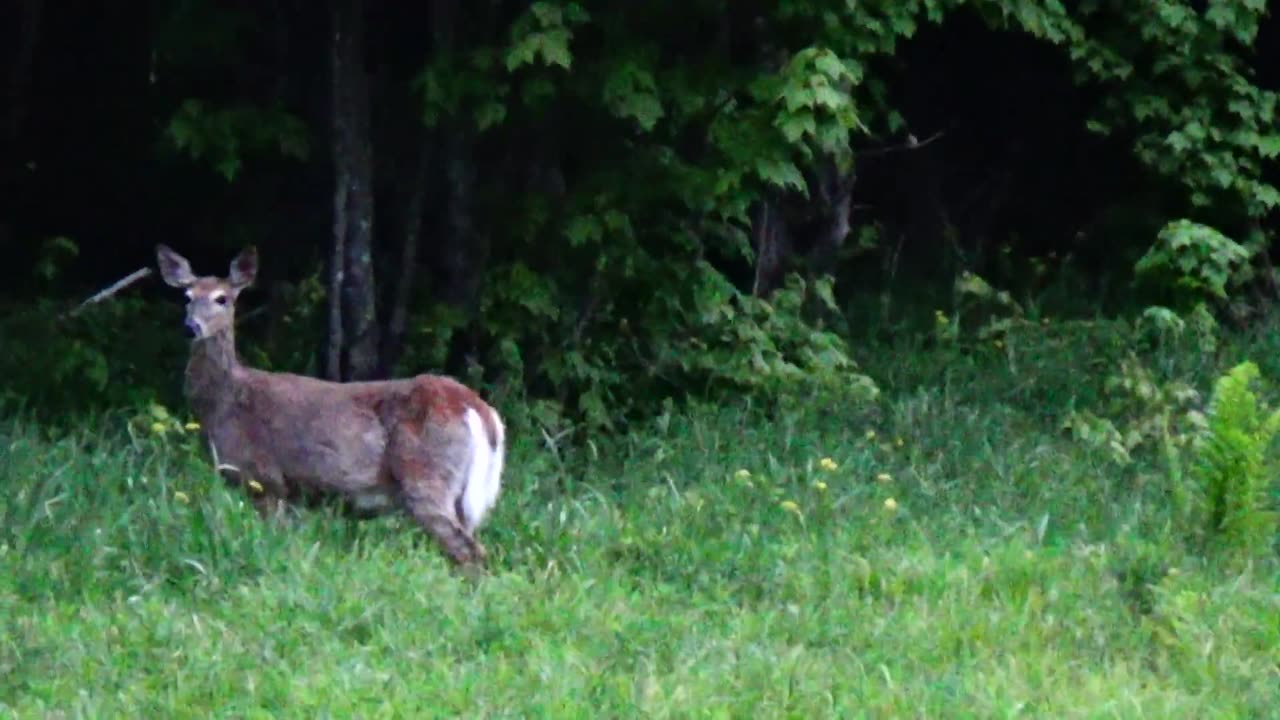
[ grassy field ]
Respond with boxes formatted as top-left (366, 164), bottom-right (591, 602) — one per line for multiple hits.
top-left (2, 320), bottom-right (1279, 718)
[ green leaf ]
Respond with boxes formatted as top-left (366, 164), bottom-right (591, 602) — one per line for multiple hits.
top-left (812, 84), bottom-right (848, 111)
top-left (603, 63), bottom-right (665, 131)
top-left (780, 84), bottom-right (815, 112)
top-left (812, 50), bottom-right (846, 80)
top-left (566, 214), bottom-right (603, 247)
top-left (1256, 135), bottom-right (1280, 159)
top-left (474, 101), bottom-right (507, 131)
top-left (886, 110), bottom-right (906, 133)
top-left (540, 28), bottom-right (573, 69)
top-left (1254, 184), bottom-right (1280, 210)
top-left (778, 112), bottom-right (817, 144)
top-left (755, 157), bottom-right (807, 193)
top-left (215, 156), bottom-right (240, 182)
top-left (812, 276), bottom-right (838, 310)
top-left (1084, 118), bottom-right (1111, 135)
top-left (504, 38), bottom-right (539, 71)
top-left (530, 2), bottom-right (562, 25)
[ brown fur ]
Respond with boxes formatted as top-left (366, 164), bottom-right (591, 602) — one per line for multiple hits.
top-left (156, 244), bottom-right (506, 568)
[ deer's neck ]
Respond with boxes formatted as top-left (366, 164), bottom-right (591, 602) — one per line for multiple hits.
top-left (184, 329), bottom-right (241, 418)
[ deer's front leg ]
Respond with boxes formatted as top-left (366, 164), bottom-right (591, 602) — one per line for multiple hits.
top-left (250, 491), bottom-right (289, 521)
top-left (240, 469), bottom-right (294, 524)
top-left (211, 451), bottom-right (291, 523)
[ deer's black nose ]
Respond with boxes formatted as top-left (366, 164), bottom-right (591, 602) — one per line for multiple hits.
top-left (184, 319), bottom-right (200, 337)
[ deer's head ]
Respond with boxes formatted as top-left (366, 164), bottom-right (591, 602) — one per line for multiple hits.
top-left (156, 245), bottom-right (258, 339)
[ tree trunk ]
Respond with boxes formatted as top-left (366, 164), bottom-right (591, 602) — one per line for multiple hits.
top-left (1, 0), bottom-right (43, 253)
top-left (328, 0), bottom-right (380, 381)
top-left (751, 197), bottom-right (789, 297)
top-left (432, 0), bottom-right (477, 316)
top-left (3, 0), bottom-right (41, 152)
top-left (806, 156), bottom-right (855, 278)
top-left (439, 127), bottom-right (487, 377)
top-left (323, 185), bottom-right (346, 380)
top-left (379, 137), bottom-right (432, 376)
top-left (427, 0), bottom-right (490, 378)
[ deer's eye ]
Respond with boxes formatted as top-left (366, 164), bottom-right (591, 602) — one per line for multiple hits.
top-left (213, 295), bottom-right (228, 306)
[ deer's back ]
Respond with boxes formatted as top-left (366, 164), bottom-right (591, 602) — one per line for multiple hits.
top-left (218, 368), bottom-right (498, 493)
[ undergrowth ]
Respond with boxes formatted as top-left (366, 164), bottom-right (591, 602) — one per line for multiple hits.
top-left (3, 311), bottom-right (1279, 717)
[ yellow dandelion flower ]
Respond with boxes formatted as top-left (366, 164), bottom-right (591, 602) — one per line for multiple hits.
top-left (184, 421), bottom-right (201, 432)
top-left (894, 436), bottom-right (905, 448)
top-left (994, 339), bottom-right (1005, 349)
top-left (864, 429), bottom-right (877, 441)
top-left (876, 472), bottom-right (892, 483)
top-left (149, 422), bottom-right (167, 435)
top-left (173, 491), bottom-right (190, 505)
top-left (247, 479), bottom-right (265, 494)
top-left (812, 481), bottom-right (828, 492)
top-left (734, 468), bottom-right (751, 479)
top-left (779, 500), bottom-right (801, 515)
top-left (819, 457), bottom-right (838, 471)
top-left (883, 497), bottom-right (898, 511)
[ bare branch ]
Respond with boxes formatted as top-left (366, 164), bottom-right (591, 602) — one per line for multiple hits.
top-left (858, 130), bottom-right (947, 159)
top-left (63, 267), bottom-right (153, 318)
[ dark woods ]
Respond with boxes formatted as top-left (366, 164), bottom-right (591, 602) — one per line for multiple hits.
top-left (1, 0), bottom-right (1277, 429)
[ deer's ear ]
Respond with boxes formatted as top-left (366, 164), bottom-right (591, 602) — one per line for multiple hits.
top-left (229, 246), bottom-right (258, 289)
top-left (156, 244), bottom-right (196, 288)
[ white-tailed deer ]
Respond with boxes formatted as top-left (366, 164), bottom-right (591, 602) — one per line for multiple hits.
top-left (156, 244), bottom-right (505, 568)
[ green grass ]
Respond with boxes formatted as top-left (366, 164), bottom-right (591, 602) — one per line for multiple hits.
top-left (3, 331), bottom-right (1280, 717)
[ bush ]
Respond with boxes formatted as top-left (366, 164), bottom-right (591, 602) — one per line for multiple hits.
top-left (1188, 361), bottom-right (1280, 562)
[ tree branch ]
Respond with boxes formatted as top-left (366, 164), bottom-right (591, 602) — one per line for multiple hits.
top-left (858, 130), bottom-right (947, 158)
top-left (62, 267), bottom-right (152, 319)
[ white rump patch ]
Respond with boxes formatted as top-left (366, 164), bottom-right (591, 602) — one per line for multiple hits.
top-left (461, 407), bottom-right (504, 531)
top-left (486, 408), bottom-right (506, 523)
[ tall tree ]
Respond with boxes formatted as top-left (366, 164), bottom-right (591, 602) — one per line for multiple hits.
top-left (430, 0), bottom-right (491, 378)
top-left (327, 0), bottom-right (380, 381)
top-left (2, 0), bottom-right (41, 158)
top-left (1, 0), bottom-right (43, 252)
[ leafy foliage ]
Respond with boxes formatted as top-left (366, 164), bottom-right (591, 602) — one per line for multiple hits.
top-left (166, 100), bottom-right (310, 182)
top-left (505, 2), bottom-right (588, 72)
top-left (423, 0), bottom-right (1278, 430)
top-left (7, 0), bottom-right (1280, 437)
top-left (1189, 361), bottom-right (1280, 561)
top-left (1136, 220), bottom-right (1255, 305)
top-left (465, 258), bottom-right (877, 434)
top-left (1062, 354), bottom-right (1206, 466)
top-left (0, 274), bottom-right (187, 419)
top-left (1073, 1), bottom-right (1280, 220)
top-left (1057, 325), bottom-right (1280, 563)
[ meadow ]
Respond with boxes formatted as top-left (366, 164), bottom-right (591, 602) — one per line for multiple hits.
top-left (2, 314), bottom-right (1279, 718)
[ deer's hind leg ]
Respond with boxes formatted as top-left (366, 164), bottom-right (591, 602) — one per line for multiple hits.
top-left (388, 429), bottom-right (486, 567)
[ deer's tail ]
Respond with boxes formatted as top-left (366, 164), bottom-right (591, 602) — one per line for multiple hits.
top-left (459, 405), bottom-right (505, 533)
